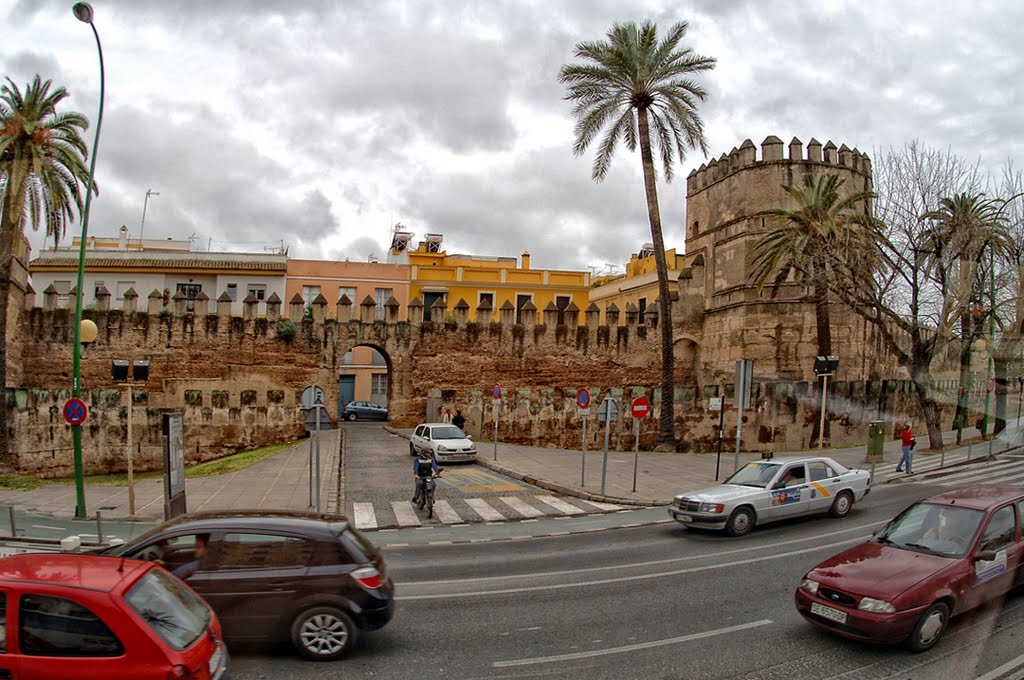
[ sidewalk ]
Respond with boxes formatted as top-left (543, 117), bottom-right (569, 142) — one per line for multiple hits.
top-left (0, 421), bottom-right (1020, 541)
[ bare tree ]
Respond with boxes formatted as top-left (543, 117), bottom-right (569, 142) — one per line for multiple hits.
top-left (826, 142), bottom-right (988, 450)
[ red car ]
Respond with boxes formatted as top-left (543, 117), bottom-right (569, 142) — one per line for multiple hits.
top-left (796, 484), bottom-right (1024, 652)
top-left (0, 552), bottom-right (228, 680)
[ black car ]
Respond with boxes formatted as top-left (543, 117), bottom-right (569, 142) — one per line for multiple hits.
top-left (341, 400), bottom-right (388, 421)
top-left (100, 510), bottom-right (394, 661)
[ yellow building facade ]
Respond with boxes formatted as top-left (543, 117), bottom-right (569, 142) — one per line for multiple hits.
top-left (588, 247), bottom-right (686, 320)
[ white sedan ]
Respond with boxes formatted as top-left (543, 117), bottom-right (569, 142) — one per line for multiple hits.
top-left (668, 456), bottom-right (872, 537)
top-left (409, 423), bottom-right (477, 463)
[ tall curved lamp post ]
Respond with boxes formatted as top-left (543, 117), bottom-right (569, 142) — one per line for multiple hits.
top-left (71, 1), bottom-right (105, 519)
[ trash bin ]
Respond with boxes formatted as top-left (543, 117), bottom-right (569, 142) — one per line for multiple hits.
top-left (867, 421), bottom-right (885, 463)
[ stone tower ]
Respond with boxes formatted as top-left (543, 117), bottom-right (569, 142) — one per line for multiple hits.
top-left (677, 135), bottom-right (895, 386)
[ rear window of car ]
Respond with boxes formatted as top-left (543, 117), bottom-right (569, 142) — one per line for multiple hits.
top-left (342, 526), bottom-right (379, 562)
top-left (124, 568), bottom-right (210, 650)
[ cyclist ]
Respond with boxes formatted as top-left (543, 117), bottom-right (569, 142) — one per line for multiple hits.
top-left (412, 447), bottom-right (440, 504)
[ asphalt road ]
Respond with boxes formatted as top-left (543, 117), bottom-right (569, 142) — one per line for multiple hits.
top-left (227, 473), bottom-right (1024, 680)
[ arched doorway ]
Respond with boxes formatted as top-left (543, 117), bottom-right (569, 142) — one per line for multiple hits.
top-left (338, 343), bottom-right (393, 418)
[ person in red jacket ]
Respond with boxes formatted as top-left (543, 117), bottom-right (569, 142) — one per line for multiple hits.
top-left (896, 423), bottom-right (915, 474)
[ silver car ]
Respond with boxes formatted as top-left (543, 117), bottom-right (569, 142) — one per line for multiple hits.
top-left (410, 423), bottom-right (477, 463)
top-left (668, 456), bottom-right (871, 537)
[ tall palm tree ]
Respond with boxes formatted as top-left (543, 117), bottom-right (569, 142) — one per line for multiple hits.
top-left (749, 173), bottom-right (877, 446)
top-left (0, 76), bottom-right (92, 466)
top-left (921, 193), bottom-right (1011, 441)
top-left (559, 20), bottom-right (715, 449)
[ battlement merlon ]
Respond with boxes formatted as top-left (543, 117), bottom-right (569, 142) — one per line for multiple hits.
top-left (686, 135), bottom-right (872, 196)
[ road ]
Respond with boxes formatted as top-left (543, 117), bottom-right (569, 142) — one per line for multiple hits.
top-left (227, 456), bottom-right (1024, 680)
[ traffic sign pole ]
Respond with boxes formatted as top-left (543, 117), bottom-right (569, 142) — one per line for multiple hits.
top-left (600, 395), bottom-right (612, 495)
top-left (578, 388), bottom-right (591, 486)
top-left (493, 384), bottom-right (502, 461)
top-left (632, 417), bottom-right (639, 493)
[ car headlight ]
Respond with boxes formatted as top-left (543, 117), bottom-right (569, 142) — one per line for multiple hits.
top-left (698, 502), bottom-right (725, 513)
top-left (799, 578), bottom-right (819, 595)
top-left (857, 597), bottom-right (896, 614)
top-left (436, 445), bottom-right (451, 452)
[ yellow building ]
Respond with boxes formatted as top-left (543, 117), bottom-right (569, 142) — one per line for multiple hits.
top-left (389, 232), bottom-right (591, 325)
top-left (588, 245), bottom-right (686, 319)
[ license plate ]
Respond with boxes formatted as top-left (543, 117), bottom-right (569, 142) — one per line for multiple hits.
top-left (811, 602), bottom-right (847, 624)
top-left (677, 514), bottom-right (693, 523)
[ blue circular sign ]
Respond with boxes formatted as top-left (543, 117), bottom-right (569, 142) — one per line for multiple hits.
top-left (577, 388), bottom-right (591, 409)
top-left (492, 383), bottom-right (502, 399)
top-left (63, 398), bottom-right (88, 426)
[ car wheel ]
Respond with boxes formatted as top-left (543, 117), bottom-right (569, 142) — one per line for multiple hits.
top-left (907, 602), bottom-right (949, 652)
top-left (726, 506), bottom-right (755, 537)
top-left (410, 443), bottom-right (417, 456)
top-left (346, 412), bottom-right (357, 421)
top-left (829, 491), bottom-right (854, 518)
top-left (291, 606), bottom-right (358, 661)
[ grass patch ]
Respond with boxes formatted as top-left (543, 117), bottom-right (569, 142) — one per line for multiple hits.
top-left (0, 441), bottom-right (300, 489)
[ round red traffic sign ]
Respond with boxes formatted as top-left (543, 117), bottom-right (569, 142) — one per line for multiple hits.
top-left (492, 383), bottom-right (502, 399)
top-left (63, 398), bottom-right (88, 426)
top-left (577, 388), bottom-right (590, 409)
top-left (986, 378), bottom-right (996, 393)
top-left (631, 396), bottom-right (651, 419)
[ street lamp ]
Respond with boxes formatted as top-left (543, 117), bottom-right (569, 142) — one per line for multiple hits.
top-left (813, 355), bottom-right (839, 453)
top-left (71, 1), bottom-right (105, 519)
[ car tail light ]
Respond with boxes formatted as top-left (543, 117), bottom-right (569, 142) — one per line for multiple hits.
top-left (352, 566), bottom-right (383, 589)
top-left (167, 666), bottom-right (198, 679)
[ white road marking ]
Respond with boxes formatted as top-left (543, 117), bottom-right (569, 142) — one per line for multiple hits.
top-left (493, 619), bottom-right (773, 667)
top-left (432, 500), bottom-right (463, 524)
top-left (466, 498), bottom-right (505, 521)
top-left (499, 496), bottom-right (545, 518)
top-left (353, 503), bottom-right (377, 530)
top-left (581, 500), bottom-right (624, 511)
top-left (974, 649), bottom-right (1024, 680)
top-left (392, 502), bottom-right (422, 527)
top-left (30, 525), bottom-right (65, 532)
top-left (535, 496), bottom-right (584, 514)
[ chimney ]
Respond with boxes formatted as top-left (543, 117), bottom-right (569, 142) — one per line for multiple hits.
top-left (119, 225), bottom-right (128, 249)
top-left (521, 251), bottom-right (531, 270)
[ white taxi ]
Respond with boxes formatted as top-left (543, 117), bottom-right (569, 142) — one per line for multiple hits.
top-left (668, 456), bottom-right (871, 537)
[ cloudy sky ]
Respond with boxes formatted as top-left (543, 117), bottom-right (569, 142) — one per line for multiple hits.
top-left (4, 0), bottom-right (1022, 274)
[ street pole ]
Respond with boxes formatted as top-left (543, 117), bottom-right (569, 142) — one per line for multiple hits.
top-left (71, 2), bottom-right (105, 520)
top-left (493, 402), bottom-right (499, 461)
top-left (715, 397), bottom-right (725, 481)
top-left (601, 399), bottom-right (611, 496)
top-left (982, 248), bottom-right (995, 439)
top-left (139, 189), bottom-right (159, 247)
top-left (818, 373), bottom-right (830, 454)
top-left (126, 385), bottom-right (135, 515)
top-left (580, 415), bottom-right (587, 486)
top-left (632, 416), bottom-right (639, 493)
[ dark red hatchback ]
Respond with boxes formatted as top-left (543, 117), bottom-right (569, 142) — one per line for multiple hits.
top-left (796, 484), bottom-right (1024, 651)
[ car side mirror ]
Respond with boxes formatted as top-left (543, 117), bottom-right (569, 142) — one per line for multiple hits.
top-left (467, 434), bottom-right (472, 440)
top-left (975, 549), bottom-right (998, 562)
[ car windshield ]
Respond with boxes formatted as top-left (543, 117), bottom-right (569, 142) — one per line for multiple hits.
top-left (724, 462), bottom-right (781, 488)
top-left (432, 426), bottom-right (466, 440)
top-left (124, 568), bottom-right (211, 650)
top-left (876, 502), bottom-right (984, 557)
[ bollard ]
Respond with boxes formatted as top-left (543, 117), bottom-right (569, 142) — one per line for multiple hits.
top-left (940, 447), bottom-right (945, 468)
top-left (8, 505), bottom-right (15, 537)
top-left (989, 437), bottom-right (994, 458)
top-left (96, 510), bottom-right (104, 545)
top-left (968, 443), bottom-right (973, 461)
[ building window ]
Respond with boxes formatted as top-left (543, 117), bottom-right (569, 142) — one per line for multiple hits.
top-left (247, 284), bottom-right (267, 301)
top-left (342, 350), bottom-right (354, 365)
top-left (371, 373), bottom-right (388, 399)
top-left (638, 297), bottom-right (647, 319)
top-left (94, 280), bottom-right (105, 300)
top-left (374, 288), bottom-right (392, 320)
top-left (336, 287), bottom-right (356, 319)
top-left (54, 280), bottom-right (72, 307)
top-left (371, 348), bottom-right (386, 366)
top-left (116, 281), bottom-right (135, 301)
top-left (555, 295), bottom-right (571, 326)
top-left (478, 292), bottom-right (494, 308)
top-left (302, 285), bottom-right (321, 307)
top-left (176, 283), bottom-right (202, 312)
top-left (516, 294), bottom-right (533, 324)
top-left (226, 283), bottom-right (237, 301)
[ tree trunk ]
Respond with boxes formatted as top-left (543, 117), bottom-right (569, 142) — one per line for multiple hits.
top-left (910, 352), bottom-right (945, 451)
top-left (637, 108), bottom-right (675, 450)
top-left (0, 190), bottom-right (14, 471)
top-left (953, 313), bottom-right (972, 444)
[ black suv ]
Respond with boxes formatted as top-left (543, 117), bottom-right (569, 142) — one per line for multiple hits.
top-left (101, 510), bottom-right (394, 661)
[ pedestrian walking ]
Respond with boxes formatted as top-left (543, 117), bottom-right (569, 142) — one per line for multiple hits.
top-left (896, 423), bottom-right (915, 474)
top-left (452, 409), bottom-right (466, 430)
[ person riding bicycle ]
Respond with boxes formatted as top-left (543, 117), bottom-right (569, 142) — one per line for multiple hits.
top-left (412, 447), bottom-right (440, 504)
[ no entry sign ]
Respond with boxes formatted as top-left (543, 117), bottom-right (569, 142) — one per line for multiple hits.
top-left (631, 396), bottom-right (651, 419)
top-left (64, 398), bottom-right (88, 426)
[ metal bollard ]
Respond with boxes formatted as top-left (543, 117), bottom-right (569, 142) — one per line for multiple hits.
top-left (940, 447), bottom-right (945, 468)
top-left (968, 443), bottom-right (973, 461)
top-left (8, 505), bottom-right (15, 537)
top-left (96, 510), bottom-right (104, 545)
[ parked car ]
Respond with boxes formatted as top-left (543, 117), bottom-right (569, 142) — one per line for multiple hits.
top-left (796, 484), bottom-right (1024, 652)
top-left (100, 510), bottom-right (395, 661)
top-left (667, 456), bottom-right (871, 537)
top-left (0, 552), bottom-right (228, 680)
top-left (409, 422), bottom-right (477, 462)
top-left (341, 400), bottom-right (388, 421)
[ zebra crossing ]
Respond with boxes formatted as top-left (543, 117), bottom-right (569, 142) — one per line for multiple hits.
top-left (902, 453), bottom-right (1024, 489)
top-left (351, 494), bottom-right (625, 530)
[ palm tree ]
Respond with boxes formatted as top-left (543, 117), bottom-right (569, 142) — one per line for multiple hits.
top-left (749, 173), bottom-right (877, 447)
top-left (921, 193), bottom-right (1011, 441)
top-left (559, 20), bottom-right (716, 449)
top-left (0, 75), bottom-right (92, 465)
